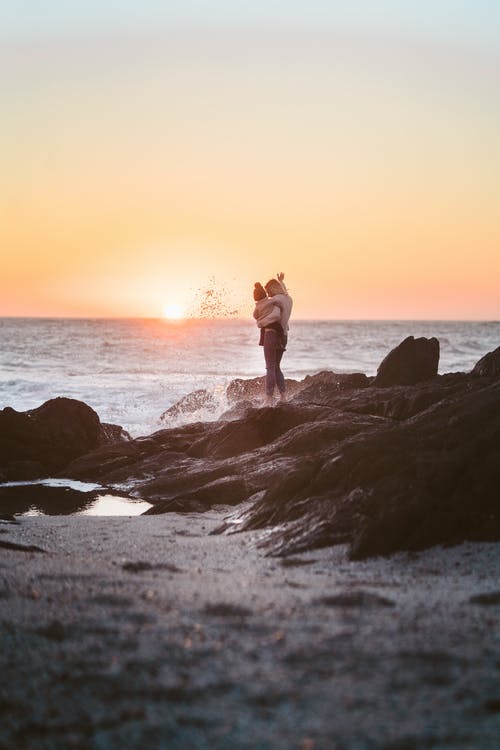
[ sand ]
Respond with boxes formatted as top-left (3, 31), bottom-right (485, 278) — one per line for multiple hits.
top-left (1, 511), bottom-right (500, 749)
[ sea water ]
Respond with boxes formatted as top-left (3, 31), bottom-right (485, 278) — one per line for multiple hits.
top-left (0, 478), bottom-right (153, 516)
top-left (1, 317), bottom-right (498, 438)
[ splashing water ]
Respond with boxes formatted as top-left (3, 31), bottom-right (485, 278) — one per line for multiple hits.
top-left (187, 277), bottom-right (241, 319)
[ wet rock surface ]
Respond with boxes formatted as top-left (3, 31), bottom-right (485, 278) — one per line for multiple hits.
top-left (372, 335), bottom-right (440, 387)
top-left (0, 397), bottom-right (129, 481)
top-left (471, 345), bottom-right (500, 377)
top-left (2, 339), bottom-right (500, 559)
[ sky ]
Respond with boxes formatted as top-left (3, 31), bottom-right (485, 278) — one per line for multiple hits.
top-left (1, 1), bottom-right (499, 319)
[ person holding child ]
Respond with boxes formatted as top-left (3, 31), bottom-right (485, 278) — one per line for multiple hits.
top-left (253, 272), bottom-right (293, 406)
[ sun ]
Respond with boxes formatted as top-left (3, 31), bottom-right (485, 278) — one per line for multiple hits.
top-left (162, 302), bottom-right (185, 320)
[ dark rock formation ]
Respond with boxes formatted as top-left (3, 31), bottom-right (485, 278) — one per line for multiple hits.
top-left (0, 397), bottom-right (128, 480)
top-left (220, 376), bottom-right (500, 559)
top-left (295, 371), bottom-right (370, 399)
top-left (471, 345), bottom-right (500, 377)
top-left (3, 338), bottom-right (500, 561)
top-left (186, 403), bottom-right (329, 460)
top-left (59, 368), bottom-right (499, 560)
top-left (161, 377), bottom-right (303, 424)
top-left (372, 336), bottom-right (440, 387)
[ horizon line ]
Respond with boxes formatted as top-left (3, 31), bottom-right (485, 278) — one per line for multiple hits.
top-left (1, 315), bottom-right (498, 324)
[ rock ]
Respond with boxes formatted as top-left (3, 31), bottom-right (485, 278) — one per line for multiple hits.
top-left (0, 397), bottom-right (127, 480)
top-left (5, 340), bottom-right (500, 563)
top-left (227, 378), bottom-right (500, 559)
top-left (186, 403), bottom-right (326, 460)
top-left (372, 336), bottom-right (440, 387)
top-left (3, 460), bottom-right (46, 481)
top-left (161, 379), bottom-right (296, 423)
top-left (62, 422), bottom-right (208, 482)
top-left (219, 399), bottom-right (255, 421)
top-left (292, 371), bottom-right (370, 403)
top-left (101, 423), bottom-right (131, 442)
top-left (471, 346), bottom-right (500, 377)
top-left (143, 475), bottom-right (248, 514)
top-left (160, 389), bottom-right (218, 421)
top-left (58, 345), bottom-right (500, 561)
top-left (226, 376), bottom-right (301, 403)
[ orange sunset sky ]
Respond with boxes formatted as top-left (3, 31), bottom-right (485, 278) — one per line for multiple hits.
top-left (1, 2), bottom-right (499, 320)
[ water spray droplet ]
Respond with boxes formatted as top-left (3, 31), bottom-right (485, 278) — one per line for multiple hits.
top-left (187, 277), bottom-right (241, 319)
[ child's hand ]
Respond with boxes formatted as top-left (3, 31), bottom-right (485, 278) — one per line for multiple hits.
top-left (277, 272), bottom-right (285, 282)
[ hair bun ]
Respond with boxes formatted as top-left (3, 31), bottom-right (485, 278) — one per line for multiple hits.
top-left (253, 282), bottom-right (267, 301)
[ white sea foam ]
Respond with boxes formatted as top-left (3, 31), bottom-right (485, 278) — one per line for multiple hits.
top-left (1, 318), bottom-right (498, 437)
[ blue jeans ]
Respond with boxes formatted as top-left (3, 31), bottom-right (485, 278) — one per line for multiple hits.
top-left (263, 329), bottom-right (285, 396)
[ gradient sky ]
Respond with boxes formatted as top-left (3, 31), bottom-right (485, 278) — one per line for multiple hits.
top-left (1, 1), bottom-right (499, 319)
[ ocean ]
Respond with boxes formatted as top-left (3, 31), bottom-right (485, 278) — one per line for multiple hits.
top-left (1, 318), bottom-right (498, 438)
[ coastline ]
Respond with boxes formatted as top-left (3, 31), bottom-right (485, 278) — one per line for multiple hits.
top-left (2, 512), bottom-right (500, 749)
top-left (2, 334), bottom-right (500, 747)
top-left (2, 318), bottom-right (499, 438)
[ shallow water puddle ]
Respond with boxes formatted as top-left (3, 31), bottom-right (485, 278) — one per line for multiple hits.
top-left (78, 494), bottom-right (153, 516)
top-left (0, 479), bottom-right (152, 516)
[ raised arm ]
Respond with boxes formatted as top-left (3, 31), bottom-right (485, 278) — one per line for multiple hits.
top-left (277, 271), bottom-right (289, 294)
top-left (273, 272), bottom-right (293, 331)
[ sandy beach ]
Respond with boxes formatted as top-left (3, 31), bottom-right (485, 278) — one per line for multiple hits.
top-left (1, 511), bottom-right (499, 749)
